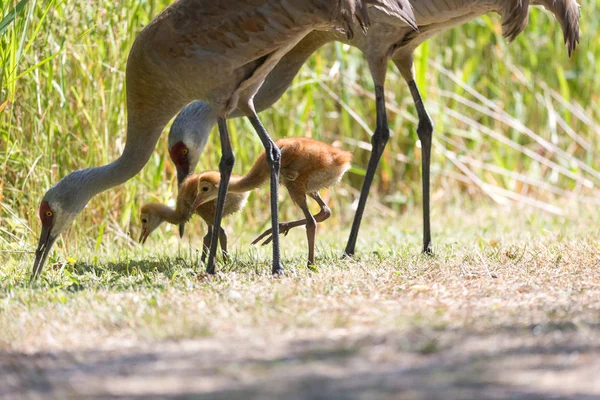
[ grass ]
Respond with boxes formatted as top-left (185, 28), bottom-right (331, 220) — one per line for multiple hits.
top-left (1, 202), bottom-right (598, 349)
top-left (1, 1), bottom-right (600, 259)
top-left (2, 204), bottom-right (600, 397)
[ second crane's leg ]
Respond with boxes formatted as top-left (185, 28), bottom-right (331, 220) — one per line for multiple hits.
top-left (206, 118), bottom-right (235, 274)
top-left (344, 83), bottom-right (390, 257)
top-left (408, 80), bottom-right (434, 254)
top-left (247, 112), bottom-right (284, 275)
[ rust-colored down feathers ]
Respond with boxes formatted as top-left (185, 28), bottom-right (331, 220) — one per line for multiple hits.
top-left (139, 172), bottom-right (249, 239)
top-left (197, 138), bottom-right (352, 198)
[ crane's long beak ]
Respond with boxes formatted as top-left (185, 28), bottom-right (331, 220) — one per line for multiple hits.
top-left (176, 166), bottom-right (188, 239)
top-left (31, 225), bottom-right (57, 282)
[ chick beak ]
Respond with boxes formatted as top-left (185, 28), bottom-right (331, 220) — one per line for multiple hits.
top-left (192, 195), bottom-right (206, 211)
top-left (31, 225), bottom-right (57, 282)
top-left (139, 227), bottom-right (149, 245)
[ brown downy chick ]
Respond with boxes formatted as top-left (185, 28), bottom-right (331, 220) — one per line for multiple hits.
top-left (191, 138), bottom-right (351, 266)
top-left (139, 172), bottom-right (249, 261)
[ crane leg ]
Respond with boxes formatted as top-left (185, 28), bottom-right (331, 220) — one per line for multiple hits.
top-left (247, 114), bottom-right (284, 275)
top-left (218, 226), bottom-right (229, 262)
top-left (344, 84), bottom-right (389, 257)
top-left (201, 226), bottom-right (212, 264)
top-left (300, 200), bottom-right (317, 267)
top-left (252, 192), bottom-right (331, 246)
top-left (287, 189), bottom-right (317, 266)
top-left (407, 80), bottom-right (434, 255)
top-left (206, 118), bottom-right (235, 274)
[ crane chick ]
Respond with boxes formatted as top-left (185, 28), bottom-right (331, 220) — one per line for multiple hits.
top-left (191, 138), bottom-right (351, 267)
top-left (139, 173), bottom-right (249, 263)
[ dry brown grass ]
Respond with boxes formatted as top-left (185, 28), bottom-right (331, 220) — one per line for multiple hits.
top-left (1, 202), bottom-right (600, 398)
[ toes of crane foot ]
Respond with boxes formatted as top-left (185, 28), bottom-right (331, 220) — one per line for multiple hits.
top-left (423, 245), bottom-right (434, 256)
top-left (196, 272), bottom-right (216, 281)
top-left (271, 263), bottom-right (285, 275)
top-left (341, 251), bottom-right (355, 259)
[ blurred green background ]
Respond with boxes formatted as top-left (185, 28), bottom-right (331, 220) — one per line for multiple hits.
top-left (1, 0), bottom-right (598, 260)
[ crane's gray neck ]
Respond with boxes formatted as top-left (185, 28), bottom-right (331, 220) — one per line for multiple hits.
top-left (49, 116), bottom-right (171, 212)
top-left (89, 141), bottom-right (153, 193)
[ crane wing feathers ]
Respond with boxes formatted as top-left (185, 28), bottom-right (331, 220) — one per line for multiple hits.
top-left (500, 0), bottom-right (580, 56)
top-left (153, 0), bottom-right (417, 48)
top-left (535, 0), bottom-right (580, 57)
top-left (316, 0), bottom-right (418, 37)
top-left (501, 0), bottom-right (530, 42)
top-left (365, 0), bottom-right (418, 31)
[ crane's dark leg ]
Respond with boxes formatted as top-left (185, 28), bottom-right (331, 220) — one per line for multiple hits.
top-left (201, 226), bottom-right (212, 264)
top-left (247, 113), bottom-right (284, 275)
top-left (407, 80), bottom-right (434, 254)
top-left (218, 227), bottom-right (228, 262)
top-left (206, 118), bottom-right (235, 274)
top-left (252, 192), bottom-right (331, 246)
top-left (344, 84), bottom-right (389, 257)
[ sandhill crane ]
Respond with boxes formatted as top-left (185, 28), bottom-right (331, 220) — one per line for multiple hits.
top-left (190, 137), bottom-right (351, 266)
top-left (168, 0), bottom-right (580, 259)
top-left (31, 0), bottom-right (418, 280)
top-left (139, 172), bottom-right (249, 262)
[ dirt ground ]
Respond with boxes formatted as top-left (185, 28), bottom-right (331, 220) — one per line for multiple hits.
top-left (3, 325), bottom-right (600, 399)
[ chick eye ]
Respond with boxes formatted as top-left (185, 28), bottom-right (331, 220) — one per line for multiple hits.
top-left (45, 211), bottom-right (53, 217)
top-left (141, 218), bottom-right (147, 224)
top-left (181, 148), bottom-right (188, 155)
top-left (202, 187), bottom-right (209, 192)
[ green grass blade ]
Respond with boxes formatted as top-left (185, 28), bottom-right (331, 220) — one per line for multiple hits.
top-left (0, 0), bottom-right (28, 37)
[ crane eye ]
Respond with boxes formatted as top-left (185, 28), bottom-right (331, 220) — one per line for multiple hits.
top-left (141, 218), bottom-right (147, 224)
top-left (181, 148), bottom-right (188, 155)
top-left (202, 187), bottom-right (209, 192)
top-left (45, 211), bottom-right (53, 217)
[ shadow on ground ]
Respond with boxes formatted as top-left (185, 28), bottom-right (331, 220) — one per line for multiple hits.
top-left (2, 323), bottom-right (599, 399)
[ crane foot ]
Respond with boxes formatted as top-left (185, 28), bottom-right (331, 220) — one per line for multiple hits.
top-left (272, 262), bottom-right (284, 275)
top-left (423, 243), bottom-right (434, 256)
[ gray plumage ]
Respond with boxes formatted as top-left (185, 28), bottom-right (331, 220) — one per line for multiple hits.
top-left (168, 0), bottom-right (581, 257)
top-left (32, 0), bottom-right (419, 280)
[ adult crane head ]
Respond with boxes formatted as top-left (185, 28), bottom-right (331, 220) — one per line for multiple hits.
top-left (168, 101), bottom-right (216, 189)
top-left (32, 169), bottom-right (93, 281)
top-left (168, 101), bottom-right (217, 237)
